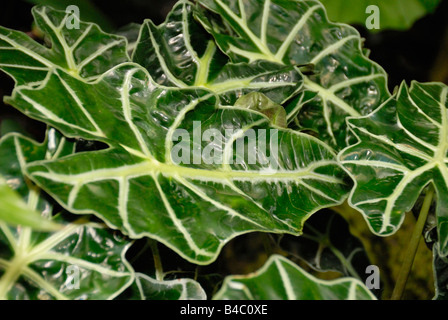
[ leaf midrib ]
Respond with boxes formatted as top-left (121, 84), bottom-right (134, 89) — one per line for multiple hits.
top-left (31, 157), bottom-right (343, 185)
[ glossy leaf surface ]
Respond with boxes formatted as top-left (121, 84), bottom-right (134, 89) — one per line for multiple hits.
top-left (213, 255), bottom-right (376, 300)
top-left (133, 1), bottom-right (303, 105)
top-left (0, 6), bottom-right (128, 85)
top-left (340, 81), bottom-right (448, 256)
top-left (0, 130), bottom-right (74, 229)
top-left (196, 0), bottom-right (390, 149)
top-left (0, 132), bottom-right (134, 300)
top-left (5, 63), bottom-right (348, 264)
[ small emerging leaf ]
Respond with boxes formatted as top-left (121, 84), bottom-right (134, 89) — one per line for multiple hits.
top-left (235, 92), bottom-right (287, 128)
top-left (6, 64), bottom-right (349, 264)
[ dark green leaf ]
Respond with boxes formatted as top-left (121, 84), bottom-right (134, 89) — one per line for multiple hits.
top-left (132, 1), bottom-right (303, 105)
top-left (5, 63), bottom-right (349, 264)
top-left (0, 6), bottom-right (128, 85)
top-left (434, 245), bottom-right (448, 300)
top-left (280, 210), bottom-right (374, 282)
top-left (195, 0), bottom-right (390, 149)
top-left (340, 81), bottom-right (448, 256)
top-left (213, 254), bottom-right (376, 300)
top-left (0, 131), bottom-right (134, 300)
top-left (24, 0), bottom-right (114, 31)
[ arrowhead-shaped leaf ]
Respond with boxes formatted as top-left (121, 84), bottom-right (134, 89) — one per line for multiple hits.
top-left (5, 63), bottom-right (349, 264)
top-left (195, 0), bottom-right (390, 149)
top-left (132, 0), bottom-right (303, 105)
top-left (340, 81), bottom-right (448, 257)
top-left (0, 5), bottom-right (129, 85)
top-left (213, 255), bottom-right (376, 300)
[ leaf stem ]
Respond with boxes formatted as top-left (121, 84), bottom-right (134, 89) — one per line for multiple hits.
top-left (149, 240), bottom-right (164, 281)
top-left (391, 184), bottom-right (434, 300)
top-left (261, 233), bottom-right (274, 256)
top-left (0, 255), bottom-right (27, 300)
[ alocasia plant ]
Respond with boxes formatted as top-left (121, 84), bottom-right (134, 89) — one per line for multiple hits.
top-left (0, 129), bottom-right (134, 299)
top-left (10, 63), bottom-right (348, 264)
top-left (0, 5), bottom-right (129, 85)
top-left (194, 0), bottom-right (390, 149)
top-left (340, 81), bottom-right (448, 254)
top-left (0, 0), bottom-right (445, 301)
top-left (132, 0), bottom-right (304, 105)
top-left (213, 255), bottom-right (376, 300)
